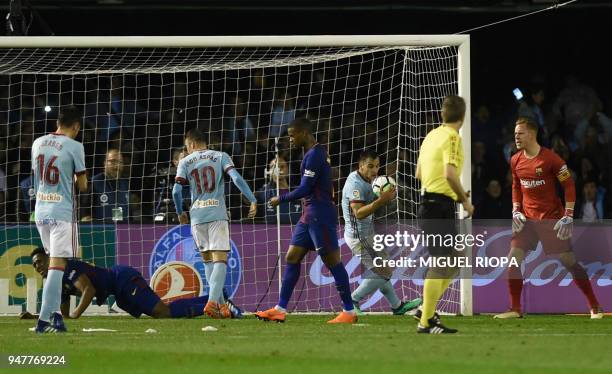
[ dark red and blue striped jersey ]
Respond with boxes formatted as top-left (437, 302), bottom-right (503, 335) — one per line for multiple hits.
top-left (61, 260), bottom-right (115, 306)
top-left (279, 144), bottom-right (337, 224)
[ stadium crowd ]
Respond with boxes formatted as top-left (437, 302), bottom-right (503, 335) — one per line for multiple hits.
top-left (0, 72), bottom-right (610, 224)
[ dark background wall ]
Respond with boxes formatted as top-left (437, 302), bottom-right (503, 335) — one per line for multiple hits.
top-left (2, 1), bottom-right (610, 112)
top-left (1, 1), bottom-right (610, 222)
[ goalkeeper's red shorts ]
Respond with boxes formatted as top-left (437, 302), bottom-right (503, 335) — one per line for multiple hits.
top-left (511, 219), bottom-right (571, 254)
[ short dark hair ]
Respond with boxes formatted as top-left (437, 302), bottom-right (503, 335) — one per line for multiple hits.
top-left (359, 149), bottom-right (379, 163)
top-left (58, 105), bottom-right (82, 128)
top-left (441, 95), bottom-right (466, 123)
top-left (185, 128), bottom-right (207, 144)
top-left (30, 247), bottom-right (47, 258)
top-left (516, 116), bottom-right (538, 133)
top-left (288, 117), bottom-right (313, 134)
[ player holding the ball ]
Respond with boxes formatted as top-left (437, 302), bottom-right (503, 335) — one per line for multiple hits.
top-left (342, 149), bottom-right (422, 315)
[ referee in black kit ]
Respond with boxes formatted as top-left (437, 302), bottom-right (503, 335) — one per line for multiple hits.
top-left (415, 95), bottom-right (474, 334)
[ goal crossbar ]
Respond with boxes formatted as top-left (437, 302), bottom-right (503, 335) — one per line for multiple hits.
top-left (0, 35), bottom-right (469, 48)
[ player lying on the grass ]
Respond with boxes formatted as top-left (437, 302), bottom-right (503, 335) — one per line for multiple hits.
top-left (173, 128), bottom-right (257, 319)
top-left (342, 149), bottom-right (422, 315)
top-left (255, 118), bottom-right (357, 324)
top-left (21, 247), bottom-right (242, 320)
top-left (495, 117), bottom-right (603, 320)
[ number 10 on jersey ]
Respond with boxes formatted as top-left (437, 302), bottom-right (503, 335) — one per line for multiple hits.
top-left (190, 166), bottom-right (216, 193)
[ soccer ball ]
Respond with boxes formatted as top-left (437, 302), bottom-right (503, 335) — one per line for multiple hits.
top-left (372, 175), bottom-right (397, 197)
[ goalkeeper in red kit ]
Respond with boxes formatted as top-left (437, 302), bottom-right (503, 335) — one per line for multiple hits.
top-left (494, 117), bottom-right (603, 319)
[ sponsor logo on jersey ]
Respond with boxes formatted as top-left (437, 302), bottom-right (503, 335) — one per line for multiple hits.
top-left (520, 179), bottom-right (546, 189)
top-left (304, 169), bottom-right (316, 177)
top-left (193, 199), bottom-right (220, 208)
top-left (36, 192), bottom-right (63, 202)
top-left (149, 225), bottom-right (242, 300)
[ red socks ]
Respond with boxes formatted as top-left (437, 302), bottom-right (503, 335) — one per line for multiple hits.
top-left (507, 266), bottom-right (523, 313)
top-left (569, 263), bottom-right (599, 310)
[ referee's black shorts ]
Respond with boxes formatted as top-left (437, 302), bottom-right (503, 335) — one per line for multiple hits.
top-left (417, 192), bottom-right (458, 256)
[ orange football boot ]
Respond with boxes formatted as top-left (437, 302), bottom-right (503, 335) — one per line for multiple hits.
top-left (327, 311), bottom-right (358, 324)
top-left (204, 301), bottom-right (221, 319)
top-left (254, 307), bottom-right (286, 323)
top-left (219, 303), bottom-right (232, 319)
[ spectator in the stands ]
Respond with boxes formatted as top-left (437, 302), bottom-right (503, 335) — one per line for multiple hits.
top-left (18, 175), bottom-right (35, 222)
top-left (153, 147), bottom-right (190, 223)
top-left (575, 179), bottom-right (607, 222)
top-left (551, 134), bottom-right (571, 163)
top-left (474, 179), bottom-right (511, 220)
top-left (255, 156), bottom-right (301, 224)
top-left (552, 75), bottom-right (603, 151)
top-left (471, 141), bottom-right (490, 204)
top-left (576, 125), bottom-right (606, 170)
top-left (87, 149), bottom-right (130, 223)
top-left (268, 89), bottom-right (296, 138)
top-left (223, 95), bottom-right (256, 155)
top-left (518, 85), bottom-right (548, 146)
top-left (472, 104), bottom-right (498, 148)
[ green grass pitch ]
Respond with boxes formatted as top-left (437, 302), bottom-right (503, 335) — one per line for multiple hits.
top-left (1, 315), bottom-right (611, 373)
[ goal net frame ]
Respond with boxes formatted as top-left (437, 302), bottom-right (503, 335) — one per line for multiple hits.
top-left (0, 35), bottom-right (472, 316)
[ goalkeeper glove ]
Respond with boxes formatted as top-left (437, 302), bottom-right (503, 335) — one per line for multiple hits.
top-left (553, 208), bottom-right (574, 240)
top-left (512, 211), bottom-right (526, 233)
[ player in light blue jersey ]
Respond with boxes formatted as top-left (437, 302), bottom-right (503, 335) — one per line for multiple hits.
top-left (342, 150), bottom-right (422, 316)
top-left (31, 106), bottom-right (88, 333)
top-left (173, 128), bottom-right (257, 319)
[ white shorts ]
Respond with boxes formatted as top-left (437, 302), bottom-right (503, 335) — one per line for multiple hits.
top-left (344, 233), bottom-right (378, 255)
top-left (36, 220), bottom-right (80, 258)
top-left (344, 233), bottom-right (391, 278)
top-left (192, 220), bottom-right (230, 252)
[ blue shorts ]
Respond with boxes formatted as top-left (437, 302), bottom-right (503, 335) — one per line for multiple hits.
top-left (290, 221), bottom-right (339, 256)
top-left (112, 266), bottom-right (161, 318)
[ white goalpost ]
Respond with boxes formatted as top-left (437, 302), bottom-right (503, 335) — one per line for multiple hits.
top-left (0, 35), bottom-right (471, 316)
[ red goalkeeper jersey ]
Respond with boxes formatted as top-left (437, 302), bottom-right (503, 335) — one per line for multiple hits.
top-left (511, 147), bottom-right (575, 220)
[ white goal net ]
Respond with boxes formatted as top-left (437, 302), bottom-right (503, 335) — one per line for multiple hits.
top-left (0, 36), bottom-right (471, 315)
